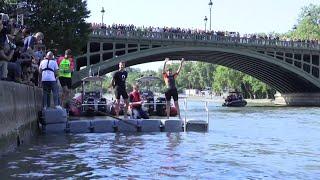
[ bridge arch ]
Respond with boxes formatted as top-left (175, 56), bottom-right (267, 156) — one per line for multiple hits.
top-left (73, 46), bottom-right (320, 93)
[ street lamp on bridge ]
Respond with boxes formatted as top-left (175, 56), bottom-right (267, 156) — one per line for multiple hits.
top-left (208, 0), bottom-right (213, 31)
top-left (204, 16), bottom-right (208, 32)
top-left (101, 7), bottom-right (105, 25)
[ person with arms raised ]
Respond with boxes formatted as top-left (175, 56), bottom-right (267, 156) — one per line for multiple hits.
top-left (162, 58), bottom-right (184, 119)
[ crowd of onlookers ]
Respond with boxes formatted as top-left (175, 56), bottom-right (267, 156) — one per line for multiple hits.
top-left (0, 13), bottom-right (46, 85)
top-left (90, 23), bottom-right (319, 46)
top-left (1, 13), bottom-right (74, 109)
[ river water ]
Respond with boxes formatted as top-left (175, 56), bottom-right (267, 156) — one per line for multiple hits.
top-left (0, 100), bottom-right (320, 179)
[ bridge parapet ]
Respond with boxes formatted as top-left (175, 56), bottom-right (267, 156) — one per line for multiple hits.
top-left (72, 28), bottom-right (320, 94)
top-left (91, 28), bottom-right (320, 50)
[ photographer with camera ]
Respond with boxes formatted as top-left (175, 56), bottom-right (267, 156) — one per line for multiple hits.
top-left (0, 19), bottom-right (14, 80)
top-left (0, 17), bottom-right (22, 82)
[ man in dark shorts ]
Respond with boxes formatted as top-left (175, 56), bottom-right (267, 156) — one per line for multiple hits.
top-left (162, 58), bottom-right (184, 119)
top-left (110, 61), bottom-right (129, 118)
top-left (57, 49), bottom-right (74, 107)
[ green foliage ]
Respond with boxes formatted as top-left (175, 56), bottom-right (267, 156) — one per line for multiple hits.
top-left (0, 1), bottom-right (16, 16)
top-left (169, 61), bottom-right (215, 92)
top-left (213, 66), bottom-right (274, 99)
top-left (242, 75), bottom-right (271, 99)
top-left (102, 74), bottom-right (112, 92)
top-left (126, 67), bottom-right (143, 91)
top-left (0, 1), bottom-right (5, 11)
top-left (212, 66), bottom-right (243, 92)
top-left (290, 4), bottom-right (320, 40)
top-left (22, 0), bottom-right (91, 55)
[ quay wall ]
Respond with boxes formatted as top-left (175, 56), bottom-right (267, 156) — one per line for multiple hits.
top-left (274, 93), bottom-right (320, 106)
top-left (0, 81), bottom-right (42, 156)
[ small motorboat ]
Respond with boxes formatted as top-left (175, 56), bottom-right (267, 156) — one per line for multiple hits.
top-left (222, 91), bottom-right (247, 107)
top-left (69, 76), bottom-right (111, 116)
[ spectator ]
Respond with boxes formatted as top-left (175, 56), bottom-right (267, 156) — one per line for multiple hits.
top-left (39, 51), bottom-right (61, 109)
top-left (129, 84), bottom-right (149, 119)
top-left (57, 49), bottom-right (74, 108)
top-left (0, 20), bottom-right (21, 82)
top-left (22, 28), bottom-right (44, 53)
top-left (0, 20), bottom-right (11, 80)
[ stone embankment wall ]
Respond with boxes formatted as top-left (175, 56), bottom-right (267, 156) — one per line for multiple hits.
top-left (0, 81), bottom-right (42, 156)
top-left (274, 92), bottom-right (320, 106)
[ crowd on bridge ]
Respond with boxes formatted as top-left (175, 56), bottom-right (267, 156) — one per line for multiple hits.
top-left (0, 13), bottom-right (74, 109)
top-left (90, 23), bottom-right (319, 48)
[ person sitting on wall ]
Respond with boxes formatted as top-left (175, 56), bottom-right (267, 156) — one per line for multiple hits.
top-left (129, 84), bottom-right (149, 119)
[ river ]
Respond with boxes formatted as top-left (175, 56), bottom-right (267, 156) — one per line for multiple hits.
top-left (0, 100), bottom-right (319, 179)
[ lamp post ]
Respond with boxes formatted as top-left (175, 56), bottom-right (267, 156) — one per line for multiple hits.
top-left (204, 16), bottom-right (208, 32)
top-left (101, 7), bottom-right (105, 25)
top-left (208, 0), bottom-right (213, 31)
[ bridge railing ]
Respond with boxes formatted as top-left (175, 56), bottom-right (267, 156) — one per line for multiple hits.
top-left (91, 28), bottom-right (320, 50)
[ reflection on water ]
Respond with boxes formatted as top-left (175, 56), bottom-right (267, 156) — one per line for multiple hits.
top-left (0, 100), bottom-right (320, 179)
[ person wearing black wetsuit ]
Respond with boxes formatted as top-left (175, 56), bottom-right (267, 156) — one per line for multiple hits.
top-left (110, 61), bottom-right (129, 118)
top-left (162, 58), bottom-right (184, 119)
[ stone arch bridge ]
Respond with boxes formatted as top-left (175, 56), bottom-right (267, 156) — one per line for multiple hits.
top-left (73, 29), bottom-right (320, 106)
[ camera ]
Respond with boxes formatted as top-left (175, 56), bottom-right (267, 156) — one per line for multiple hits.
top-left (8, 41), bottom-right (17, 50)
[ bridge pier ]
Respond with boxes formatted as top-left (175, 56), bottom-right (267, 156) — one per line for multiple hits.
top-left (274, 92), bottom-right (320, 106)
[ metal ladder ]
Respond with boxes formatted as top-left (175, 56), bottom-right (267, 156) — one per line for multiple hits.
top-left (183, 98), bottom-right (210, 132)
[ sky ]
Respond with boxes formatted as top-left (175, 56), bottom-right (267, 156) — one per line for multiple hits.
top-left (86, 0), bottom-right (319, 71)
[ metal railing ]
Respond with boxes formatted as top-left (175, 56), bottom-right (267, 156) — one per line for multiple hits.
top-left (183, 98), bottom-right (210, 132)
top-left (91, 28), bottom-right (320, 50)
top-left (184, 98), bottom-right (188, 132)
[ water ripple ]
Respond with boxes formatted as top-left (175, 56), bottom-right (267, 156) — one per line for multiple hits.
top-left (0, 104), bottom-right (320, 179)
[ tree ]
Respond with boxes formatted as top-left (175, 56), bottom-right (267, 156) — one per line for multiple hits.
top-left (212, 66), bottom-right (244, 93)
top-left (290, 4), bottom-right (320, 40)
top-left (0, 1), bottom-right (5, 11)
top-left (242, 75), bottom-right (270, 99)
top-left (212, 66), bottom-right (275, 99)
top-left (0, 1), bottom-right (18, 17)
top-left (23, 0), bottom-right (91, 55)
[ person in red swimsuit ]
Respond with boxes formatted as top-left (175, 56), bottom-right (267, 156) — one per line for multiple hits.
top-left (129, 84), bottom-right (149, 119)
top-left (162, 58), bottom-right (184, 119)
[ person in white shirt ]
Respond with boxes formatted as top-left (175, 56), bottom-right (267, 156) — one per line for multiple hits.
top-left (39, 51), bottom-right (61, 109)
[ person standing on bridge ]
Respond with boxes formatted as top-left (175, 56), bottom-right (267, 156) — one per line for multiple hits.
top-left (110, 61), bottom-right (129, 119)
top-left (57, 49), bottom-right (74, 108)
top-left (163, 58), bottom-right (184, 119)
